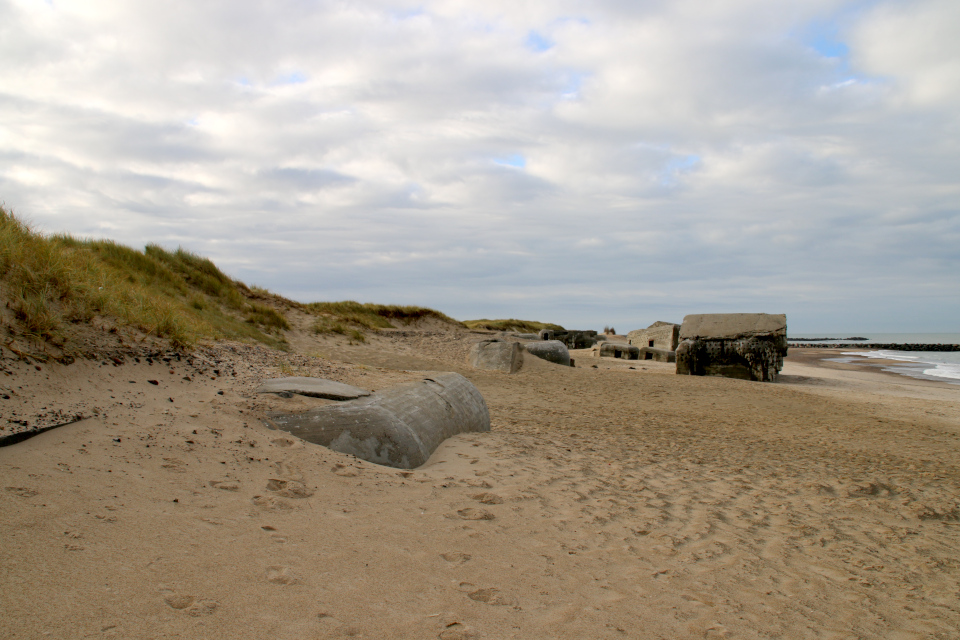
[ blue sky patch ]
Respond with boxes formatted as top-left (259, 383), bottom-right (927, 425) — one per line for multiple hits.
top-left (494, 154), bottom-right (526, 169)
top-left (526, 30), bottom-right (553, 52)
top-left (801, 19), bottom-right (850, 59)
top-left (274, 71), bottom-right (308, 85)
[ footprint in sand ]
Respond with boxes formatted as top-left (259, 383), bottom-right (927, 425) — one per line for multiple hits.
top-left (265, 565), bottom-right (300, 585)
top-left (470, 492), bottom-right (503, 504)
top-left (439, 622), bottom-right (478, 639)
top-left (466, 587), bottom-right (515, 606)
top-left (331, 463), bottom-right (360, 477)
top-left (266, 479), bottom-right (314, 498)
top-left (209, 480), bottom-right (240, 492)
top-left (455, 508), bottom-right (495, 521)
top-left (440, 552), bottom-right (472, 564)
top-left (251, 495), bottom-right (294, 511)
top-left (161, 590), bottom-right (218, 616)
top-left (5, 487), bottom-right (38, 498)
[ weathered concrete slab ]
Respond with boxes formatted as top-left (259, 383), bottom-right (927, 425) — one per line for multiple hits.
top-left (524, 340), bottom-right (571, 366)
top-left (263, 373), bottom-right (490, 469)
top-left (255, 377), bottom-right (371, 400)
top-left (679, 314), bottom-right (786, 340)
top-left (469, 340), bottom-right (523, 373)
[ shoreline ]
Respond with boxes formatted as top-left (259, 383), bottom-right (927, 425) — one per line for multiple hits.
top-left (789, 342), bottom-right (959, 351)
top-left (785, 347), bottom-right (960, 388)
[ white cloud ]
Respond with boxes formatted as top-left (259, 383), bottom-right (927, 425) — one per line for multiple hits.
top-left (0, 0), bottom-right (957, 331)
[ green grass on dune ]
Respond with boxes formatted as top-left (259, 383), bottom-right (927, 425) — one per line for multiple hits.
top-left (0, 206), bottom-right (463, 353)
top-left (0, 206), bottom-right (287, 349)
top-left (463, 318), bottom-right (564, 333)
top-left (306, 301), bottom-right (463, 332)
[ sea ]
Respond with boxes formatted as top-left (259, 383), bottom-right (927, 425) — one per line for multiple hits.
top-left (788, 333), bottom-right (960, 385)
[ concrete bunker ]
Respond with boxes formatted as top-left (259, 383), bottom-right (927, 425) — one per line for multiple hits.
top-left (468, 339), bottom-right (523, 373)
top-left (594, 342), bottom-right (641, 360)
top-left (675, 313), bottom-right (787, 382)
top-left (537, 329), bottom-right (599, 349)
top-left (263, 373), bottom-right (490, 469)
top-left (638, 347), bottom-right (676, 363)
top-left (628, 321), bottom-right (680, 352)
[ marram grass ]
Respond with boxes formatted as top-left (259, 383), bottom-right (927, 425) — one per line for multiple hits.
top-left (0, 206), bottom-right (465, 352)
top-left (0, 206), bottom-right (284, 348)
top-left (463, 318), bottom-right (564, 333)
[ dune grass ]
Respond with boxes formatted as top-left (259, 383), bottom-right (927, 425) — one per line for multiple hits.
top-left (1, 205), bottom-right (466, 353)
top-left (306, 301), bottom-right (463, 332)
top-left (0, 206), bottom-right (287, 348)
top-left (463, 318), bottom-right (564, 333)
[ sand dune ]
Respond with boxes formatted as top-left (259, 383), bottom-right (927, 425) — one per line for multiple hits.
top-left (2, 326), bottom-right (959, 639)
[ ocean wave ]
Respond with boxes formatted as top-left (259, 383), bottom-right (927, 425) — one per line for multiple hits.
top-left (922, 365), bottom-right (960, 381)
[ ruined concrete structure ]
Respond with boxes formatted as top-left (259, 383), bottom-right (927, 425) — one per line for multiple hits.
top-left (628, 321), bottom-right (680, 351)
top-left (538, 329), bottom-right (599, 349)
top-left (675, 313), bottom-right (787, 382)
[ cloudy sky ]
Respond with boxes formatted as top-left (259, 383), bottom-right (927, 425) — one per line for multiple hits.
top-left (2, 0), bottom-right (958, 332)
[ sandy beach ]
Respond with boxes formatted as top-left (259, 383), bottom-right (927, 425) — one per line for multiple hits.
top-left (2, 321), bottom-right (959, 639)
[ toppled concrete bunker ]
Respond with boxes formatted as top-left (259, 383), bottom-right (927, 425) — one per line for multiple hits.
top-left (675, 313), bottom-right (787, 382)
top-left (263, 373), bottom-right (490, 469)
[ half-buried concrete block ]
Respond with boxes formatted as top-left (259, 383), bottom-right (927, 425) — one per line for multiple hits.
top-left (468, 340), bottom-right (523, 373)
top-left (263, 373), bottom-right (490, 469)
top-left (523, 340), bottom-right (571, 367)
top-left (255, 377), bottom-right (371, 400)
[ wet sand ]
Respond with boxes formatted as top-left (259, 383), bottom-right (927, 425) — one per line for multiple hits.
top-left (2, 323), bottom-right (959, 639)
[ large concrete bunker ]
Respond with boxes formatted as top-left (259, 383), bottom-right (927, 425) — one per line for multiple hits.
top-left (263, 373), bottom-right (490, 469)
top-left (675, 313), bottom-right (787, 382)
